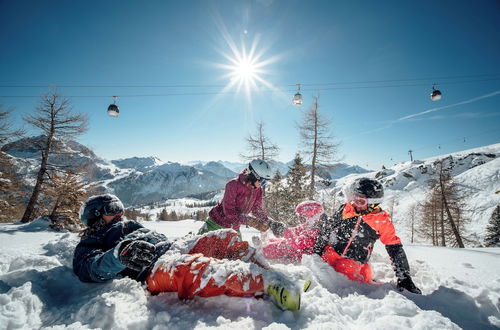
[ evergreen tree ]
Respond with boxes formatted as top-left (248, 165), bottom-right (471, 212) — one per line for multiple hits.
top-left (265, 170), bottom-right (288, 223)
top-left (484, 205), bottom-right (500, 247)
top-left (265, 154), bottom-right (308, 226)
top-left (158, 208), bottom-right (169, 221)
top-left (168, 210), bottom-right (178, 221)
top-left (287, 153), bottom-right (308, 204)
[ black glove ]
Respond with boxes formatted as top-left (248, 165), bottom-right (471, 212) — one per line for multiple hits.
top-left (269, 220), bottom-right (286, 237)
top-left (118, 240), bottom-right (156, 271)
top-left (397, 276), bottom-right (422, 294)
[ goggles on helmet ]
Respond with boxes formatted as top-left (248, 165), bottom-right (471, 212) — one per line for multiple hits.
top-left (103, 200), bottom-right (124, 216)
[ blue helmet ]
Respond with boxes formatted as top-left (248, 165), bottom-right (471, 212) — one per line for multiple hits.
top-left (79, 194), bottom-right (124, 226)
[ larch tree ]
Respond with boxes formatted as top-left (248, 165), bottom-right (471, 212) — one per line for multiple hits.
top-left (419, 158), bottom-right (467, 248)
top-left (240, 121), bottom-right (279, 161)
top-left (298, 96), bottom-right (340, 199)
top-left (21, 91), bottom-right (89, 223)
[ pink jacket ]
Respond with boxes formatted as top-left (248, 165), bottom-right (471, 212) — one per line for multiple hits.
top-left (209, 173), bottom-right (268, 230)
top-left (262, 224), bottom-right (319, 262)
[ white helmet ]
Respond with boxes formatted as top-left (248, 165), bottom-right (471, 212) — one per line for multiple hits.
top-left (248, 159), bottom-right (273, 180)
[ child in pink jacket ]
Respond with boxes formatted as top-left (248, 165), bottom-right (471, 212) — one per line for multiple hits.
top-left (262, 201), bottom-right (325, 263)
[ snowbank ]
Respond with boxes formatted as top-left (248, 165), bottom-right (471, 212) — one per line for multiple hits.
top-left (0, 220), bottom-right (499, 329)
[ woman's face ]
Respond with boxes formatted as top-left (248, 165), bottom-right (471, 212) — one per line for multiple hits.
top-left (102, 212), bottom-right (123, 224)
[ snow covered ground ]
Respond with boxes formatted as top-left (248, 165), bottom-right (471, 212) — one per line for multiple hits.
top-left (1, 218), bottom-right (499, 330)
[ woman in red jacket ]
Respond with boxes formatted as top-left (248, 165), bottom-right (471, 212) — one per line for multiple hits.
top-left (313, 178), bottom-right (421, 294)
top-left (200, 159), bottom-right (284, 235)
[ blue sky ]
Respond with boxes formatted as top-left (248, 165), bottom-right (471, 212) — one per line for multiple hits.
top-left (1, 0), bottom-right (499, 170)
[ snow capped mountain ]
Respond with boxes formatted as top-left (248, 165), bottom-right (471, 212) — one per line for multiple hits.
top-left (112, 156), bottom-right (165, 172)
top-left (1, 135), bottom-right (99, 165)
top-left (215, 160), bottom-right (247, 173)
top-left (316, 163), bottom-right (370, 180)
top-left (0, 135), bottom-right (114, 182)
top-left (192, 161), bottom-right (237, 180)
top-left (107, 161), bottom-right (229, 205)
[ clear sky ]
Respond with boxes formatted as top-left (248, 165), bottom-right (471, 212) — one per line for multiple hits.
top-left (1, 0), bottom-right (499, 170)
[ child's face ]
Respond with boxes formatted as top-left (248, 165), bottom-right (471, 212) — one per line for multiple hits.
top-left (350, 195), bottom-right (368, 212)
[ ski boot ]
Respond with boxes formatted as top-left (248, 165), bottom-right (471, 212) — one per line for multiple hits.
top-left (266, 281), bottom-right (301, 311)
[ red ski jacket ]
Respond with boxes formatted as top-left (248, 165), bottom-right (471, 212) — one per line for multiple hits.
top-left (209, 172), bottom-right (268, 230)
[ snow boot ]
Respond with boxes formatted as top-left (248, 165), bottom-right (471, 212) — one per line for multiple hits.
top-left (266, 281), bottom-right (301, 311)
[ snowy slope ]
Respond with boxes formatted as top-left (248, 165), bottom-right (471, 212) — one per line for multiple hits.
top-left (317, 143), bottom-right (500, 245)
top-left (0, 219), bottom-right (499, 330)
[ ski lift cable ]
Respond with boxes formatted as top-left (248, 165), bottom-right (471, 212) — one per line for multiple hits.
top-left (0, 72), bottom-right (499, 89)
top-left (1, 78), bottom-right (500, 98)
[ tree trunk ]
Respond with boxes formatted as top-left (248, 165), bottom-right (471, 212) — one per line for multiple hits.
top-left (440, 178), bottom-right (465, 248)
top-left (21, 152), bottom-right (48, 222)
top-left (440, 200), bottom-right (446, 246)
top-left (21, 133), bottom-right (53, 222)
top-left (309, 101), bottom-right (318, 199)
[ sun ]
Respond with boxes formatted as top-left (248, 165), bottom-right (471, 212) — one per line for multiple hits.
top-left (213, 23), bottom-right (279, 103)
top-left (233, 58), bottom-right (257, 83)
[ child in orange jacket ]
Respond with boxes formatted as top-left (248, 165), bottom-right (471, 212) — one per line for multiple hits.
top-left (313, 178), bottom-right (421, 294)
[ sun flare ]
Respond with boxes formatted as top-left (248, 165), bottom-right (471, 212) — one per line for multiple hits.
top-left (234, 58), bottom-right (257, 82)
top-left (213, 23), bottom-right (280, 103)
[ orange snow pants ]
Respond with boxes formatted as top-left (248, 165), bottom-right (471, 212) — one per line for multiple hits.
top-left (321, 246), bottom-right (372, 283)
top-left (146, 230), bottom-right (266, 299)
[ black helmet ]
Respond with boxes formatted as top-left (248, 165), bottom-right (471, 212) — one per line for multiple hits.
top-left (79, 194), bottom-right (124, 226)
top-left (344, 177), bottom-right (384, 204)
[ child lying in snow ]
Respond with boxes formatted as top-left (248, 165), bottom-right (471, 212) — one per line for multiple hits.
top-left (313, 178), bottom-right (421, 294)
top-left (261, 201), bottom-right (325, 263)
top-left (73, 194), bottom-right (301, 310)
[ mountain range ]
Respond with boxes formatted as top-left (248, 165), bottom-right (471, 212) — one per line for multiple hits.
top-left (2, 136), bottom-right (499, 244)
top-left (1, 136), bottom-right (369, 206)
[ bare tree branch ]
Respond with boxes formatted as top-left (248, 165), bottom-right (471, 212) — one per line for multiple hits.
top-left (298, 96), bottom-right (341, 198)
top-left (240, 121), bottom-right (279, 161)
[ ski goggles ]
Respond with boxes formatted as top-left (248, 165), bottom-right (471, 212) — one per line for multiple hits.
top-left (103, 200), bottom-right (124, 216)
top-left (349, 195), bottom-right (383, 209)
top-left (249, 169), bottom-right (269, 186)
top-left (350, 196), bottom-right (368, 209)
